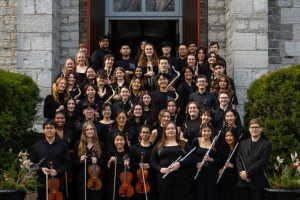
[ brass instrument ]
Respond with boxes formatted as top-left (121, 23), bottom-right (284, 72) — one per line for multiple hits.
top-left (127, 100), bottom-right (133, 116)
top-left (74, 84), bottom-right (82, 100)
top-left (147, 63), bottom-right (153, 87)
top-left (210, 73), bottom-right (218, 92)
top-left (168, 66), bottom-right (180, 101)
top-left (105, 85), bottom-right (117, 103)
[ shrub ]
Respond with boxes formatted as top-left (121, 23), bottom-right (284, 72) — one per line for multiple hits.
top-left (244, 64), bottom-right (300, 170)
top-left (0, 70), bottom-right (42, 169)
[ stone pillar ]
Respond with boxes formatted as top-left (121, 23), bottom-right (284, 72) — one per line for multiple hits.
top-left (17, 0), bottom-right (60, 129)
top-left (0, 0), bottom-right (17, 69)
top-left (225, 0), bottom-right (269, 118)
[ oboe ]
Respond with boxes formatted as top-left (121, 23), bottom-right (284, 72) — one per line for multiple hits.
top-left (194, 131), bottom-right (221, 179)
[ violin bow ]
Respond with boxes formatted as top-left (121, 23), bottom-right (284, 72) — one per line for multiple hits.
top-left (113, 154), bottom-right (117, 200)
top-left (46, 173), bottom-right (48, 200)
top-left (140, 152), bottom-right (148, 200)
top-left (65, 172), bottom-right (68, 198)
top-left (85, 153), bottom-right (87, 200)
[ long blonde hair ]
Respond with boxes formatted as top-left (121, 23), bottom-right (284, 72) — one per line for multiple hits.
top-left (78, 122), bottom-right (101, 158)
top-left (53, 77), bottom-right (70, 104)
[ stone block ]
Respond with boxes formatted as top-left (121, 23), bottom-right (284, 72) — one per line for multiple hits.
top-left (269, 23), bottom-right (292, 31)
top-left (17, 33), bottom-right (31, 50)
top-left (0, 7), bottom-right (14, 15)
top-left (256, 33), bottom-right (268, 50)
top-left (234, 50), bottom-right (268, 69)
top-left (18, 51), bottom-right (52, 69)
top-left (294, 0), bottom-right (300, 7)
top-left (282, 57), bottom-right (299, 65)
top-left (234, 69), bottom-right (252, 87)
top-left (235, 87), bottom-right (247, 106)
top-left (37, 69), bottom-right (52, 87)
top-left (18, 15), bottom-right (52, 32)
top-left (269, 40), bottom-right (279, 48)
top-left (269, 57), bottom-right (282, 64)
top-left (60, 8), bottom-right (79, 15)
top-left (208, 25), bottom-right (226, 31)
top-left (208, 15), bottom-right (219, 24)
top-left (60, 41), bottom-right (78, 48)
top-left (60, 24), bottom-right (79, 31)
top-left (60, 0), bottom-right (71, 7)
top-left (69, 15), bottom-right (79, 23)
top-left (269, 49), bottom-right (281, 56)
top-left (16, 69), bottom-right (37, 81)
top-left (3, 16), bottom-right (17, 25)
top-left (249, 17), bottom-right (268, 32)
top-left (70, 32), bottom-right (79, 41)
top-left (70, 0), bottom-right (80, 7)
top-left (281, 8), bottom-right (300, 23)
top-left (60, 32), bottom-right (70, 40)
top-left (0, 48), bottom-right (14, 57)
top-left (293, 25), bottom-right (300, 40)
top-left (233, 33), bottom-right (256, 50)
top-left (268, 7), bottom-right (279, 15)
top-left (31, 33), bottom-right (52, 51)
top-left (0, 40), bottom-right (13, 48)
top-left (277, 0), bottom-right (292, 7)
top-left (0, 33), bottom-right (10, 40)
top-left (252, 69), bottom-right (268, 80)
top-left (254, 0), bottom-right (268, 13)
top-left (36, 0), bottom-right (53, 14)
top-left (268, 15), bottom-right (280, 23)
top-left (284, 41), bottom-right (300, 56)
top-left (274, 32), bottom-right (293, 40)
top-left (17, 0), bottom-right (35, 15)
top-left (233, 0), bottom-right (252, 13)
top-left (69, 48), bottom-right (78, 57)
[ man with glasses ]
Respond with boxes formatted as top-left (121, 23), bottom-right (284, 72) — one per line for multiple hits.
top-left (75, 101), bottom-right (102, 142)
top-left (91, 35), bottom-right (111, 71)
top-left (213, 90), bottom-right (230, 130)
top-left (188, 75), bottom-right (219, 110)
top-left (175, 43), bottom-right (188, 72)
top-left (236, 118), bottom-right (272, 200)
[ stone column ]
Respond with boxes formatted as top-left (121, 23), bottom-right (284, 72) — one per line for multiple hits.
top-left (225, 0), bottom-right (269, 117)
top-left (17, 0), bottom-right (60, 129)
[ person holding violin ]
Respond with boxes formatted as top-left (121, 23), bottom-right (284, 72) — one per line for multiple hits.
top-left (30, 119), bottom-right (71, 200)
top-left (150, 121), bottom-right (193, 200)
top-left (73, 122), bottom-right (105, 200)
top-left (106, 132), bottom-right (132, 200)
top-left (130, 125), bottom-right (154, 200)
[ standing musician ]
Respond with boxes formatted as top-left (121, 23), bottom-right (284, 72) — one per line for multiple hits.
top-left (130, 125), bottom-right (155, 200)
top-left (112, 86), bottom-right (132, 117)
top-left (149, 109), bottom-right (171, 146)
top-left (192, 123), bottom-right (220, 200)
top-left (166, 99), bottom-right (184, 128)
top-left (30, 119), bottom-right (71, 200)
top-left (236, 118), bottom-right (272, 200)
top-left (73, 122), bottom-right (105, 200)
top-left (150, 122), bottom-right (193, 200)
top-left (106, 133), bottom-right (132, 200)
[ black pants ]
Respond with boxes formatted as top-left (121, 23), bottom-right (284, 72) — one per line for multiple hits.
top-left (239, 187), bottom-right (265, 200)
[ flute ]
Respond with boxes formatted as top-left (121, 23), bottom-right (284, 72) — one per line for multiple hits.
top-left (216, 133), bottom-right (243, 183)
top-left (240, 155), bottom-right (251, 182)
top-left (162, 156), bottom-right (182, 179)
top-left (194, 130), bottom-right (221, 180)
top-left (163, 147), bottom-right (196, 179)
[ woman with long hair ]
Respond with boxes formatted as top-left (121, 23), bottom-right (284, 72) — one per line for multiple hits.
top-left (98, 103), bottom-right (115, 143)
top-left (54, 58), bottom-right (76, 81)
top-left (73, 122), bottom-right (105, 200)
top-left (186, 54), bottom-right (199, 80)
top-left (112, 86), bottom-right (132, 117)
top-left (44, 77), bottom-right (70, 119)
top-left (63, 96), bottom-right (78, 133)
top-left (166, 99), bottom-right (184, 128)
top-left (75, 51), bottom-right (88, 83)
top-left (205, 51), bottom-right (217, 82)
top-left (128, 103), bottom-right (146, 144)
top-left (65, 71), bottom-right (82, 103)
top-left (150, 121), bottom-right (193, 200)
top-left (192, 123), bottom-right (220, 200)
top-left (135, 40), bottom-right (148, 60)
top-left (133, 66), bottom-right (148, 90)
top-left (96, 70), bottom-right (113, 103)
top-left (149, 109), bottom-right (171, 145)
top-left (111, 67), bottom-right (129, 102)
top-left (129, 77), bottom-right (144, 105)
top-left (139, 90), bottom-right (158, 127)
top-left (196, 47), bottom-right (211, 79)
top-left (79, 66), bottom-right (97, 93)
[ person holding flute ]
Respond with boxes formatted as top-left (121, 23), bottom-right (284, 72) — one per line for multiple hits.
top-left (150, 121), bottom-right (193, 200)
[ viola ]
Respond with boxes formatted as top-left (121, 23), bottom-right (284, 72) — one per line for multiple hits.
top-left (48, 161), bottom-right (63, 200)
top-left (119, 154), bottom-right (134, 197)
top-left (135, 152), bottom-right (150, 194)
top-left (87, 151), bottom-right (102, 190)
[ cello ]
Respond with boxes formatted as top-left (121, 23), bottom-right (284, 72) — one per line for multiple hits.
top-left (47, 161), bottom-right (63, 200)
top-left (87, 151), bottom-right (102, 190)
top-left (119, 154), bottom-right (134, 197)
top-left (135, 152), bottom-right (150, 199)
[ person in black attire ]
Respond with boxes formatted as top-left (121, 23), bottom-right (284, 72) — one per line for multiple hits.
top-left (77, 83), bottom-right (103, 122)
top-left (73, 122), bottom-right (105, 200)
top-left (188, 41), bottom-right (198, 56)
top-left (106, 110), bottom-right (136, 152)
top-left (213, 90), bottom-right (231, 130)
top-left (134, 40), bottom-right (148, 60)
top-left (53, 58), bottom-right (76, 82)
top-left (102, 54), bottom-right (115, 83)
top-left (129, 77), bottom-right (144, 105)
top-left (236, 118), bottom-right (272, 200)
top-left (152, 56), bottom-right (178, 92)
top-left (204, 52), bottom-right (217, 83)
top-left (196, 47), bottom-right (211, 80)
top-left (218, 126), bottom-right (240, 200)
top-left (98, 103), bottom-right (115, 143)
top-left (75, 101), bottom-right (102, 142)
top-left (152, 73), bottom-right (177, 112)
top-left (192, 123), bottom-right (220, 200)
top-left (115, 44), bottom-right (138, 77)
top-left (128, 104), bottom-right (146, 144)
top-left (79, 67), bottom-right (97, 94)
top-left (149, 109), bottom-right (171, 146)
top-left (44, 77), bottom-right (70, 119)
top-left (139, 90), bottom-right (158, 128)
top-left (30, 119), bottom-right (72, 200)
top-left (106, 132), bottom-right (132, 200)
top-left (209, 42), bottom-right (226, 70)
top-left (63, 97), bottom-right (79, 133)
top-left (130, 125), bottom-right (155, 200)
top-left (161, 41), bottom-right (176, 69)
top-left (91, 35), bottom-right (111, 71)
top-left (186, 54), bottom-right (200, 82)
top-left (166, 99), bottom-right (184, 128)
top-left (133, 66), bottom-right (149, 91)
top-left (180, 101), bottom-right (201, 144)
top-left (65, 71), bottom-right (82, 103)
top-left (112, 86), bottom-right (132, 117)
top-left (150, 121), bottom-right (193, 200)
top-left (178, 67), bottom-right (198, 113)
top-left (96, 70), bottom-right (113, 103)
top-left (78, 42), bottom-right (92, 67)
top-left (175, 43), bottom-right (188, 72)
top-left (188, 75), bottom-right (219, 110)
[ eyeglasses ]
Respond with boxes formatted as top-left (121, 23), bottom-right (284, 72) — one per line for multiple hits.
top-left (101, 40), bottom-right (109, 43)
top-left (85, 108), bottom-right (95, 112)
top-left (134, 108), bottom-right (142, 111)
top-left (250, 126), bottom-right (261, 130)
top-left (141, 131), bottom-right (150, 135)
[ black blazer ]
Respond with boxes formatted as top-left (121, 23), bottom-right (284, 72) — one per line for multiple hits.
top-left (236, 137), bottom-right (272, 189)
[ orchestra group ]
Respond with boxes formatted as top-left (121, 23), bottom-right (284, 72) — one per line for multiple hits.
top-left (31, 36), bottom-right (272, 200)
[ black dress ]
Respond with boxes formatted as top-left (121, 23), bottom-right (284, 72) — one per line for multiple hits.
top-left (73, 141), bottom-right (106, 200)
top-left (130, 143), bottom-right (155, 200)
top-left (181, 116), bottom-right (202, 146)
top-left (150, 143), bottom-right (193, 200)
top-left (153, 126), bottom-right (163, 146)
top-left (192, 138), bottom-right (220, 200)
top-left (98, 121), bottom-right (115, 143)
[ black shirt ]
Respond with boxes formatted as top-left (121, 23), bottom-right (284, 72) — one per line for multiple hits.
top-left (152, 90), bottom-right (177, 111)
top-left (115, 58), bottom-right (138, 72)
top-left (75, 119), bottom-right (103, 142)
top-left (188, 90), bottom-right (219, 110)
top-left (175, 57), bottom-right (187, 72)
top-left (91, 48), bottom-right (111, 71)
top-left (43, 93), bottom-right (65, 119)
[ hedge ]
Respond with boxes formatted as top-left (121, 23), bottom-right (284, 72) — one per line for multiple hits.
top-left (244, 64), bottom-right (300, 168)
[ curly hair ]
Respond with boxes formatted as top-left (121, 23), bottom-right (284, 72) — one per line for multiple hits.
top-left (138, 43), bottom-right (158, 67)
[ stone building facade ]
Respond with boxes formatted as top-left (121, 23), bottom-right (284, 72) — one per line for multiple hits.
top-left (0, 0), bottom-right (299, 130)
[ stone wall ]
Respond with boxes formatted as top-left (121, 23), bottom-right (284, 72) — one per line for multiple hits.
top-left (225, 0), bottom-right (269, 118)
top-left (0, 0), bottom-right (17, 69)
top-left (268, 0), bottom-right (300, 71)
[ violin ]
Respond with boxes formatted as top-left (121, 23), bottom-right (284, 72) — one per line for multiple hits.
top-left (48, 161), bottom-right (63, 200)
top-left (125, 132), bottom-right (131, 148)
top-left (87, 151), bottom-right (102, 190)
top-left (119, 154), bottom-right (134, 197)
top-left (135, 152), bottom-right (150, 194)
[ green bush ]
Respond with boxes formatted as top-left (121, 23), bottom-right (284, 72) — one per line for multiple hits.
top-left (0, 70), bottom-right (42, 168)
top-left (244, 64), bottom-right (300, 169)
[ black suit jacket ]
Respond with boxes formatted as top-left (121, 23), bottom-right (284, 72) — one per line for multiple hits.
top-left (236, 137), bottom-right (272, 189)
